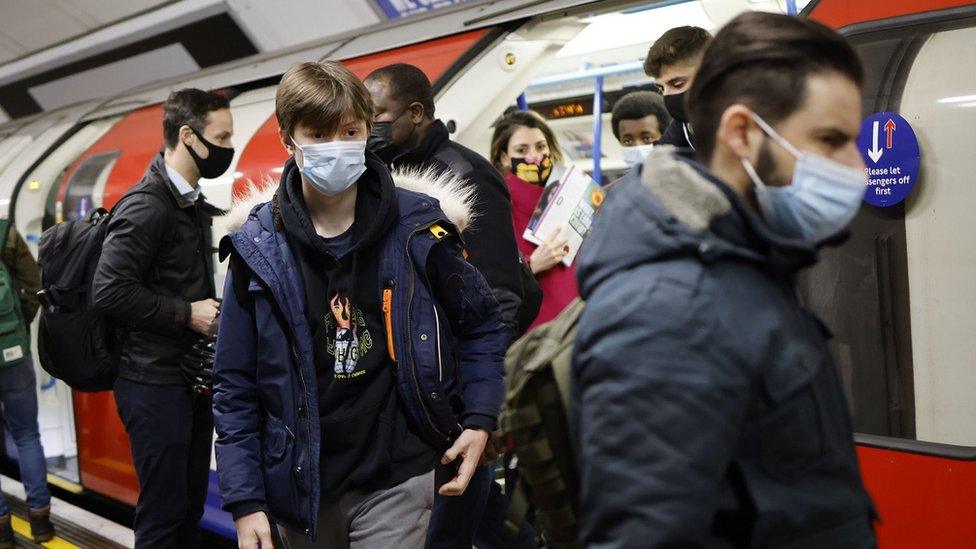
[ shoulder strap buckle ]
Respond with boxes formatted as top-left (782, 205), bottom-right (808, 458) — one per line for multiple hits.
top-left (429, 224), bottom-right (449, 240)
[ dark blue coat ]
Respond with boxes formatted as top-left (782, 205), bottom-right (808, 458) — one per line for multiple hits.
top-left (572, 148), bottom-right (876, 548)
top-left (212, 169), bottom-right (506, 537)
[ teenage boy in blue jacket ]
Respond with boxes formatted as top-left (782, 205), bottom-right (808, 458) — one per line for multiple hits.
top-left (212, 60), bottom-right (506, 548)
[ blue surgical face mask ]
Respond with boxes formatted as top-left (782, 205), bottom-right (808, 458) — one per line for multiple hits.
top-left (621, 144), bottom-right (654, 168)
top-left (293, 139), bottom-right (367, 196)
top-left (740, 113), bottom-right (866, 244)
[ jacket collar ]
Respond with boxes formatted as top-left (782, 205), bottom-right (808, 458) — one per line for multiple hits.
top-left (277, 153), bottom-right (397, 259)
top-left (640, 147), bottom-right (820, 274)
top-left (390, 119), bottom-right (449, 167)
top-left (577, 147), bottom-right (823, 299)
top-left (148, 152), bottom-right (194, 209)
top-left (148, 151), bottom-right (223, 212)
top-left (225, 156), bottom-right (476, 236)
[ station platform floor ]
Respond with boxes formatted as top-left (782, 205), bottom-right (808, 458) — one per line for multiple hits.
top-left (0, 474), bottom-right (133, 548)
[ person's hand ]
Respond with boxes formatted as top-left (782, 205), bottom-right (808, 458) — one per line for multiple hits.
top-left (235, 511), bottom-right (274, 549)
top-left (438, 428), bottom-right (490, 496)
top-left (189, 299), bottom-right (220, 336)
top-left (530, 228), bottom-right (569, 274)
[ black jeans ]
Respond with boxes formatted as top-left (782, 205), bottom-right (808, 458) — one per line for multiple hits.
top-left (114, 378), bottom-right (213, 549)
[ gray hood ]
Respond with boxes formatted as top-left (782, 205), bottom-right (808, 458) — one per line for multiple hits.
top-left (576, 147), bottom-right (818, 299)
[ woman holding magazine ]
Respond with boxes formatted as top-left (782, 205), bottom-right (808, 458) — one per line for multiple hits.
top-left (491, 110), bottom-right (578, 329)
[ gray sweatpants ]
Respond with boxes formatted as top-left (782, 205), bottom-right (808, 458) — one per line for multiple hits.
top-left (279, 470), bottom-right (435, 549)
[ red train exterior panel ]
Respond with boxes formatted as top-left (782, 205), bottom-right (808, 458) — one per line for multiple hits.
top-left (858, 446), bottom-right (976, 548)
top-left (809, 0), bottom-right (976, 28)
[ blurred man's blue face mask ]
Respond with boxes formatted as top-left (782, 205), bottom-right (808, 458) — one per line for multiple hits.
top-left (739, 112), bottom-right (866, 245)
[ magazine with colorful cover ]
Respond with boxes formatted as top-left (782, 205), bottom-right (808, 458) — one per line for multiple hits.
top-left (522, 163), bottom-right (606, 267)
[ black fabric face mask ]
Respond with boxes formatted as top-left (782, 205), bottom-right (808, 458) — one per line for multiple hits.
top-left (664, 91), bottom-right (689, 124)
top-left (186, 126), bottom-right (234, 179)
top-left (367, 121), bottom-right (400, 163)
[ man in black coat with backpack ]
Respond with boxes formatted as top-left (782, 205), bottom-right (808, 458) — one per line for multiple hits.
top-left (92, 88), bottom-right (233, 547)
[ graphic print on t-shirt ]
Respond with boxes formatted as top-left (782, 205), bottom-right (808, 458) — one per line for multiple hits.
top-left (326, 292), bottom-right (373, 379)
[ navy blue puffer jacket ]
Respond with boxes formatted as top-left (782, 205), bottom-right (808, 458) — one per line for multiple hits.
top-left (572, 148), bottom-right (876, 548)
top-left (212, 158), bottom-right (506, 538)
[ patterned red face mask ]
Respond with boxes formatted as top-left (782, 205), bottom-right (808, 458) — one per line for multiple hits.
top-left (510, 154), bottom-right (553, 185)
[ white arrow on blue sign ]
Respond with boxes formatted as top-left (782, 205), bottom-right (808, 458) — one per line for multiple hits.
top-left (857, 112), bottom-right (920, 208)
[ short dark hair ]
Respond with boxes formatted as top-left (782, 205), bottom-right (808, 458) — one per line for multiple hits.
top-left (687, 12), bottom-right (864, 162)
top-left (162, 88), bottom-right (230, 149)
top-left (644, 26), bottom-right (712, 78)
top-left (490, 110), bottom-right (563, 172)
top-left (365, 63), bottom-right (436, 118)
top-left (276, 61), bottom-right (374, 139)
top-left (611, 91), bottom-right (672, 139)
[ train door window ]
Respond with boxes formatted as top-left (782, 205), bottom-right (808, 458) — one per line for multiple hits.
top-left (440, 0), bottom-right (788, 183)
top-left (802, 13), bottom-right (976, 446)
top-left (60, 151), bottom-right (120, 223)
top-left (13, 115), bottom-right (122, 485)
top-left (896, 22), bottom-right (976, 446)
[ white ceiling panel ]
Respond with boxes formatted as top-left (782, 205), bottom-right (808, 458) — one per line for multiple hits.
top-left (0, 0), bottom-right (171, 65)
top-left (28, 43), bottom-right (199, 111)
top-left (225, 0), bottom-right (381, 52)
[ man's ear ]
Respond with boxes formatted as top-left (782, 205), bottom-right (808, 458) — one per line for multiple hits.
top-left (279, 130), bottom-right (294, 154)
top-left (718, 104), bottom-right (761, 163)
top-left (409, 102), bottom-right (426, 124)
top-left (178, 124), bottom-right (195, 147)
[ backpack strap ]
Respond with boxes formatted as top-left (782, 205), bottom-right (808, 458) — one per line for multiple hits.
top-left (109, 187), bottom-right (178, 242)
top-left (504, 478), bottom-right (532, 538)
top-left (0, 218), bottom-right (9, 250)
top-left (0, 218), bottom-right (13, 283)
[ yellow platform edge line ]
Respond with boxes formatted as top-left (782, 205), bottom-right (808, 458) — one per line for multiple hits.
top-left (46, 474), bottom-right (83, 494)
top-left (10, 514), bottom-right (79, 549)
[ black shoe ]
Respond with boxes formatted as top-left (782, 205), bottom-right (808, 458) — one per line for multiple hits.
top-left (0, 514), bottom-right (12, 549)
top-left (29, 505), bottom-right (55, 543)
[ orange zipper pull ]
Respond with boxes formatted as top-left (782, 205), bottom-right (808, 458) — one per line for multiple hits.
top-left (382, 287), bottom-right (396, 362)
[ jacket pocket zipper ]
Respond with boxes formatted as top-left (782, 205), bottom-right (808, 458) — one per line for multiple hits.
top-left (382, 282), bottom-right (397, 362)
top-left (405, 225), bottom-right (448, 441)
top-left (432, 304), bottom-right (443, 383)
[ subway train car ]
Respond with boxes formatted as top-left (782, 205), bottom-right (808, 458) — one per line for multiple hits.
top-left (0, 0), bottom-right (973, 545)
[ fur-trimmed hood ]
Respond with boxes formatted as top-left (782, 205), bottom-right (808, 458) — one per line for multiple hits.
top-left (225, 165), bottom-right (475, 233)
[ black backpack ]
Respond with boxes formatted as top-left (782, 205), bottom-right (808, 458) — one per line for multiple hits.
top-left (36, 191), bottom-right (154, 392)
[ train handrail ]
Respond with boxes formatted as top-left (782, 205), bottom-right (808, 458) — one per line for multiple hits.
top-left (856, 433), bottom-right (976, 461)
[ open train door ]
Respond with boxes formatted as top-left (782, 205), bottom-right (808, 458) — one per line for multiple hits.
top-left (4, 105), bottom-right (121, 493)
top-left (805, 0), bottom-right (976, 546)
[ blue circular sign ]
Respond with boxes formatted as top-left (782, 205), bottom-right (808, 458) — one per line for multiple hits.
top-left (857, 112), bottom-right (920, 207)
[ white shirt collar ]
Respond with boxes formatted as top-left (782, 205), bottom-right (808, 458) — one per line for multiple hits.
top-left (164, 163), bottom-right (200, 202)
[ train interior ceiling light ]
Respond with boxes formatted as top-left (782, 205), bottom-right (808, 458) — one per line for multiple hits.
top-left (555, 0), bottom-right (808, 59)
